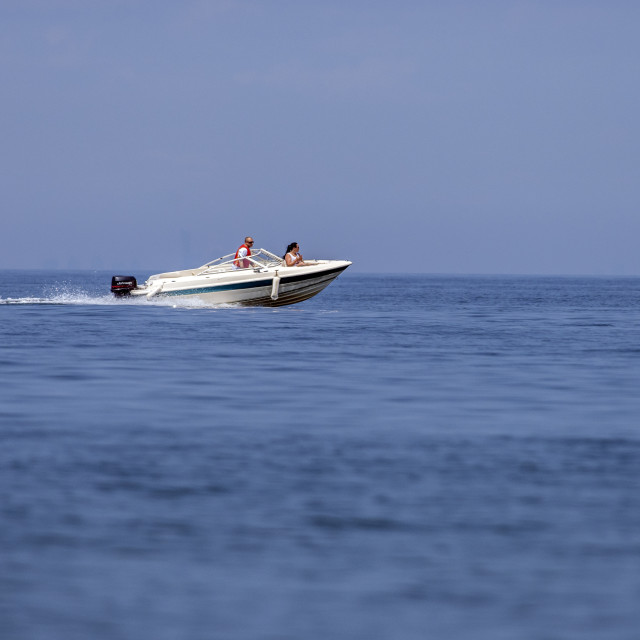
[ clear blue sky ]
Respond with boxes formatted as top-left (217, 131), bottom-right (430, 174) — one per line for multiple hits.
top-left (2, 1), bottom-right (639, 274)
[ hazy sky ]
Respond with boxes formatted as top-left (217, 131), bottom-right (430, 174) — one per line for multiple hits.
top-left (2, 1), bottom-right (639, 273)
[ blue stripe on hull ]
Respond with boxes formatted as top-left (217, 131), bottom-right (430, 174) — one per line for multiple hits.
top-left (163, 278), bottom-right (271, 297)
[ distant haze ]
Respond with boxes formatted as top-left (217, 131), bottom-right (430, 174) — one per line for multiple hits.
top-left (1, 1), bottom-right (639, 274)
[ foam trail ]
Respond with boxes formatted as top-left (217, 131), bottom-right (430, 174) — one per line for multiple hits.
top-left (0, 294), bottom-right (120, 306)
top-left (0, 282), bottom-right (241, 309)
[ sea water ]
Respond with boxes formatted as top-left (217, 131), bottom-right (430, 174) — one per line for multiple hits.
top-left (1, 270), bottom-right (639, 640)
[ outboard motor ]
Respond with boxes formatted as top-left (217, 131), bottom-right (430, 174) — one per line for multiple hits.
top-left (111, 275), bottom-right (137, 296)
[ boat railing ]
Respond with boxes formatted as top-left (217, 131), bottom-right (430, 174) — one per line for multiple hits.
top-left (196, 248), bottom-right (284, 275)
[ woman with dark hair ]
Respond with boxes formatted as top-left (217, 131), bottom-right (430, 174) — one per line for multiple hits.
top-left (283, 242), bottom-right (307, 266)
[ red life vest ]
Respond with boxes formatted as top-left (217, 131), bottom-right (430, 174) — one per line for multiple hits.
top-left (234, 244), bottom-right (252, 268)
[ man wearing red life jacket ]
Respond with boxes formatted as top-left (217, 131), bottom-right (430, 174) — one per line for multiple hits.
top-left (233, 237), bottom-right (254, 269)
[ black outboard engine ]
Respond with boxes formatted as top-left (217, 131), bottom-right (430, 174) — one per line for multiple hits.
top-left (111, 275), bottom-right (137, 296)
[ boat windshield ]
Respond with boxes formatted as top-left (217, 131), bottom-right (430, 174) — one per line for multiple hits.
top-left (196, 248), bottom-right (284, 274)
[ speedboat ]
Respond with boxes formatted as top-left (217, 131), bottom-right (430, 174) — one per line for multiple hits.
top-left (110, 248), bottom-right (351, 306)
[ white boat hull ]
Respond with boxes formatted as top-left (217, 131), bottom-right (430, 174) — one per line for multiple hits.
top-left (127, 260), bottom-right (351, 307)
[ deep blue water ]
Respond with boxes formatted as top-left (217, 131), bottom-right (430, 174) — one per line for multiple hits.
top-left (1, 270), bottom-right (639, 640)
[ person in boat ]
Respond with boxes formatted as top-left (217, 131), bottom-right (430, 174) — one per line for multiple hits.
top-left (283, 242), bottom-right (308, 267)
top-left (233, 237), bottom-right (254, 269)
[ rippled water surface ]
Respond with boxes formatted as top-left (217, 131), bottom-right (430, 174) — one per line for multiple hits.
top-left (1, 270), bottom-right (639, 639)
